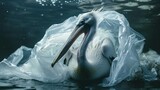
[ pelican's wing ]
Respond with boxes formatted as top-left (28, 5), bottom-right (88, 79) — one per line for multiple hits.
top-left (101, 38), bottom-right (116, 63)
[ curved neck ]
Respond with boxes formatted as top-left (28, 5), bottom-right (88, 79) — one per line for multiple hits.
top-left (77, 24), bottom-right (96, 65)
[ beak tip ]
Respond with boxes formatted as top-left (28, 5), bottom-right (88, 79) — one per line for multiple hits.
top-left (51, 63), bottom-right (54, 68)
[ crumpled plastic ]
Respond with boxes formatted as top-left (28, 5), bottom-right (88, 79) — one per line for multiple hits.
top-left (0, 11), bottom-right (146, 86)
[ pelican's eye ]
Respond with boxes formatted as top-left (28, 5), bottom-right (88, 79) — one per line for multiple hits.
top-left (77, 20), bottom-right (86, 27)
top-left (77, 14), bottom-right (93, 27)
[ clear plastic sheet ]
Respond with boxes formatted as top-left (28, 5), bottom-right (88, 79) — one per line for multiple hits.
top-left (0, 11), bottom-right (159, 86)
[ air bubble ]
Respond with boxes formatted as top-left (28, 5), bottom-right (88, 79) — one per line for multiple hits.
top-left (60, 13), bottom-right (63, 16)
top-left (41, 14), bottom-right (44, 16)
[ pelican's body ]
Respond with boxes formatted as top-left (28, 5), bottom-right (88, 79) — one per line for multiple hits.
top-left (51, 12), bottom-right (116, 82)
top-left (67, 39), bottom-right (114, 81)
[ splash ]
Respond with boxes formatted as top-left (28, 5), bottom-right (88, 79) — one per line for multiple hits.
top-left (35, 0), bottom-right (113, 7)
top-left (35, 0), bottom-right (79, 6)
top-left (140, 50), bottom-right (160, 80)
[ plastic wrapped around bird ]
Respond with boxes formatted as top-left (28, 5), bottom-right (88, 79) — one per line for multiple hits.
top-left (0, 11), bottom-right (159, 87)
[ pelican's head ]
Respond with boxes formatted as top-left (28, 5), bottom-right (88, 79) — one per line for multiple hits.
top-left (51, 12), bottom-right (97, 67)
top-left (77, 12), bottom-right (97, 27)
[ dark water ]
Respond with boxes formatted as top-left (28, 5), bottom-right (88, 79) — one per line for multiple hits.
top-left (0, 79), bottom-right (160, 90)
top-left (0, 0), bottom-right (160, 89)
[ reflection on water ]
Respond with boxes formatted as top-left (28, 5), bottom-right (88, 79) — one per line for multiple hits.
top-left (0, 0), bottom-right (160, 89)
top-left (0, 79), bottom-right (160, 89)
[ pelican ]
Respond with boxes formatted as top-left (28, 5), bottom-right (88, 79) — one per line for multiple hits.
top-left (51, 12), bottom-right (116, 82)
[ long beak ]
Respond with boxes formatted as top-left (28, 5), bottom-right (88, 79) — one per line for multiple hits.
top-left (51, 24), bottom-right (90, 67)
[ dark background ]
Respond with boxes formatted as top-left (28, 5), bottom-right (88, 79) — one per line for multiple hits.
top-left (0, 0), bottom-right (160, 60)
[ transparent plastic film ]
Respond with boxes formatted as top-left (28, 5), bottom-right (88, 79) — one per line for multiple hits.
top-left (0, 11), bottom-right (159, 87)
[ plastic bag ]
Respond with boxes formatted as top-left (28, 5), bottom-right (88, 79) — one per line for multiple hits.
top-left (0, 11), bottom-right (145, 86)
